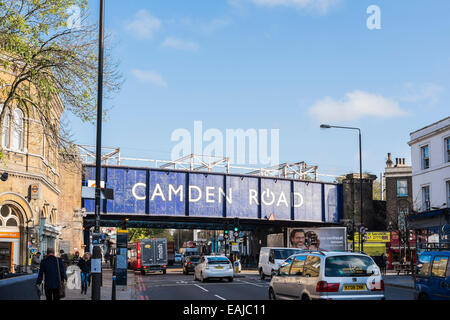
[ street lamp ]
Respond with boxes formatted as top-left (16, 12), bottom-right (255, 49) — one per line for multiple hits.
top-left (320, 124), bottom-right (364, 252)
top-left (92, 0), bottom-right (106, 301)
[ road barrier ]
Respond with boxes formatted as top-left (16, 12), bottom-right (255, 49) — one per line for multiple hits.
top-left (0, 274), bottom-right (39, 300)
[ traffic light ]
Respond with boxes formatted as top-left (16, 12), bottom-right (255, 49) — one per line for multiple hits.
top-left (233, 217), bottom-right (240, 232)
top-left (347, 229), bottom-right (354, 241)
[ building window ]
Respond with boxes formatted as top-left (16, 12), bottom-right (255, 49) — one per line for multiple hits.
top-left (1, 108), bottom-right (10, 148)
top-left (446, 137), bottom-right (450, 163)
top-left (421, 145), bottom-right (430, 169)
top-left (447, 181), bottom-right (450, 209)
top-left (11, 108), bottom-right (24, 151)
top-left (397, 179), bottom-right (408, 197)
top-left (422, 186), bottom-right (430, 212)
top-left (398, 207), bottom-right (409, 230)
top-left (1, 107), bottom-right (24, 151)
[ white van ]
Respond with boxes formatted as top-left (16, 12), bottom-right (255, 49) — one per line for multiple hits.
top-left (258, 247), bottom-right (303, 279)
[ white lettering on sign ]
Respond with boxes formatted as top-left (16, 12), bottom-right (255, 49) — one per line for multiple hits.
top-left (151, 184), bottom-right (166, 201)
top-left (169, 185), bottom-right (184, 202)
top-left (189, 186), bottom-right (202, 202)
top-left (130, 183), bottom-right (305, 208)
top-left (132, 183), bottom-right (146, 200)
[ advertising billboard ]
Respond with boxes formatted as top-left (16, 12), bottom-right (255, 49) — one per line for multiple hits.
top-left (287, 227), bottom-right (347, 251)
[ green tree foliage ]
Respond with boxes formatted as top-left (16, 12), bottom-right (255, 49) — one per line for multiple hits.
top-left (128, 228), bottom-right (174, 243)
top-left (0, 0), bottom-right (122, 157)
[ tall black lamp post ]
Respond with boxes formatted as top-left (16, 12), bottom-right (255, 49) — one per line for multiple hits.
top-left (320, 124), bottom-right (364, 252)
top-left (92, 0), bottom-right (105, 301)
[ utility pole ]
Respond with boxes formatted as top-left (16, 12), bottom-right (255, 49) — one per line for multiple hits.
top-left (92, 0), bottom-right (105, 301)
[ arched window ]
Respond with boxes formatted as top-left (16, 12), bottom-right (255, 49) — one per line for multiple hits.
top-left (11, 108), bottom-right (24, 151)
top-left (1, 108), bottom-right (10, 148)
top-left (6, 218), bottom-right (18, 227)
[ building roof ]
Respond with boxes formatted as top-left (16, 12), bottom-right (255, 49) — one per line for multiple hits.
top-left (409, 116), bottom-right (450, 145)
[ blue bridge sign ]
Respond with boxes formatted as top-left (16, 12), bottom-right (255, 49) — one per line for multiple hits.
top-left (82, 165), bottom-right (343, 223)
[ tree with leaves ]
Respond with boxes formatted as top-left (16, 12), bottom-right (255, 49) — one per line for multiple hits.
top-left (0, 0), bottom-right (122, 160)
top-left (128, 228), bottom-right (174, 243)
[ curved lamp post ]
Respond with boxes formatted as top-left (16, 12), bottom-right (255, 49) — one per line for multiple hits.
top-left (320, 124), bottom-right (364, 252)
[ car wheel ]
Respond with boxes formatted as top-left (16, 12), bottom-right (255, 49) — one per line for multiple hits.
top-left (201, 273), bottom-right (207, 283)
top-left (163, 269), bottom-right (166, 275)
top-left (269, 288), bottom-right (276, 300)
top-left (228, 277), bottom-right (233, 282)
top-left (301, 294), bottom-right (310, 301)
top-left (418, 292), bottom-right (429, 300)
top-left (259, 269), bottom-right (265, 280)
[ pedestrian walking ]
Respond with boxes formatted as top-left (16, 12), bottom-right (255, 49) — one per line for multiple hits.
top-left (78, 252), bottom-right (91, 295)
top-left (71, 251), bottom-right (81, 265)
top-left (59, 250), bottom-right (70, 269)
top-left (31, 252), bottom-right (41, 274)
top-left (36, 248), bottom-right (67, 301)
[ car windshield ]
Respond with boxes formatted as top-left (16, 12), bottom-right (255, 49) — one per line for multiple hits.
top-left (207, 257), bottom-right (230, 265)
top-left (325, 255), bottom-right (378, 277)
top-left (274, 249), bottom-right (302, 260)
top-left (189, 257), bottom-right (200, 262)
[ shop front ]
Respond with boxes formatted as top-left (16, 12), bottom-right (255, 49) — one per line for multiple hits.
top-left (354, 232), bottom-right (390, 268)
top-left (386, 231), bottom-right (416, 272)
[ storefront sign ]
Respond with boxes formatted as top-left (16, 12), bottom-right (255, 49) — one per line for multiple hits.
top-left (0, 232), bottom-right (20, 239)
top-left (355, 232), bottom-right (390, 242)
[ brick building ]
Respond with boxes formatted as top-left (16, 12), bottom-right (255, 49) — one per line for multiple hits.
top-left (384, 153), bottom-right (413, 230)
top-left (0, 66), bottom-right (83, 273)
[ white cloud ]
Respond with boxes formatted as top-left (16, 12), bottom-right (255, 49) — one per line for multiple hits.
top-left (401, 83), bottom-right (444, 105)
top-left (125, 10), bottom-right (161, 39)
top-left (132, 69), bottom-right (167, 88)
top-left (161, 37), bottom-right (199, 52)
top-left (308, 90), bottom-right (407, 123)
top-left (248, 0), bottom-right (341, 14)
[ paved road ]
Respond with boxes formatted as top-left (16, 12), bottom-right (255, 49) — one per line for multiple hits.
top-left (136, 268), bottom-right (269, 300)
top-left (135, 268), bottom-right (415, 300)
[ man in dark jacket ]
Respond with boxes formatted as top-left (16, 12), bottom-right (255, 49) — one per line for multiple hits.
top-left (36, 248), bottom-right (67, 301)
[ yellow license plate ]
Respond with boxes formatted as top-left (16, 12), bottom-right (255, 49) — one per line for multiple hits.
top-left (214, 266), bottom-right (224, 269)
top-left (343, 284), bottom-right (366, 291)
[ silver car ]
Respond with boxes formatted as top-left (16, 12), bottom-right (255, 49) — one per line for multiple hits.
top-left (269, 251), bottom-right (385, 300)
top-left (194, 255), bottom-right (234, 282)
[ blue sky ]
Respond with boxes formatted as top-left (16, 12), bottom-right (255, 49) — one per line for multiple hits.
top-left (68, 0), bottom-right (450, 181)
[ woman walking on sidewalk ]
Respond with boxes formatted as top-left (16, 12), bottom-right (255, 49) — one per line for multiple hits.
top-left (78, 253), bottom-right (91, 295)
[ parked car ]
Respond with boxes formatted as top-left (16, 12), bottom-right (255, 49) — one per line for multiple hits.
top-left (183, 255), bottom-right (201, 274)
top-left (175, 253), bottom-right (183, 264)
top-left (258, 247), bottom-right (303, 279)
top-left (194, 255), bottom-right (234, 282)
top-left (269, 251), bottom-right (385, 300)
top-left (415, 250), bottom-right (450, 300)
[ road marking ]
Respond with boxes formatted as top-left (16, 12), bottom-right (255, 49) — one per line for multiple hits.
top-left (215, 294), bottom-right (226, 300)
top-left (237, 279), bottom-right (266, 288)
top-left (194, 284), bottom-right (209, 292)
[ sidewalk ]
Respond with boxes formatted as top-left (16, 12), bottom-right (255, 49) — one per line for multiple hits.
top-left (383, 275), bottom-right (415, 290)
top-left (62, 268), bottom-right (136, 301)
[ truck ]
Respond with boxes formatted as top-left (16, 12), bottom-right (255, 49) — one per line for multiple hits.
top-left (138, 238), bottom-right (168, 275)
top-left (167, 241), bottom-right (175, 266)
